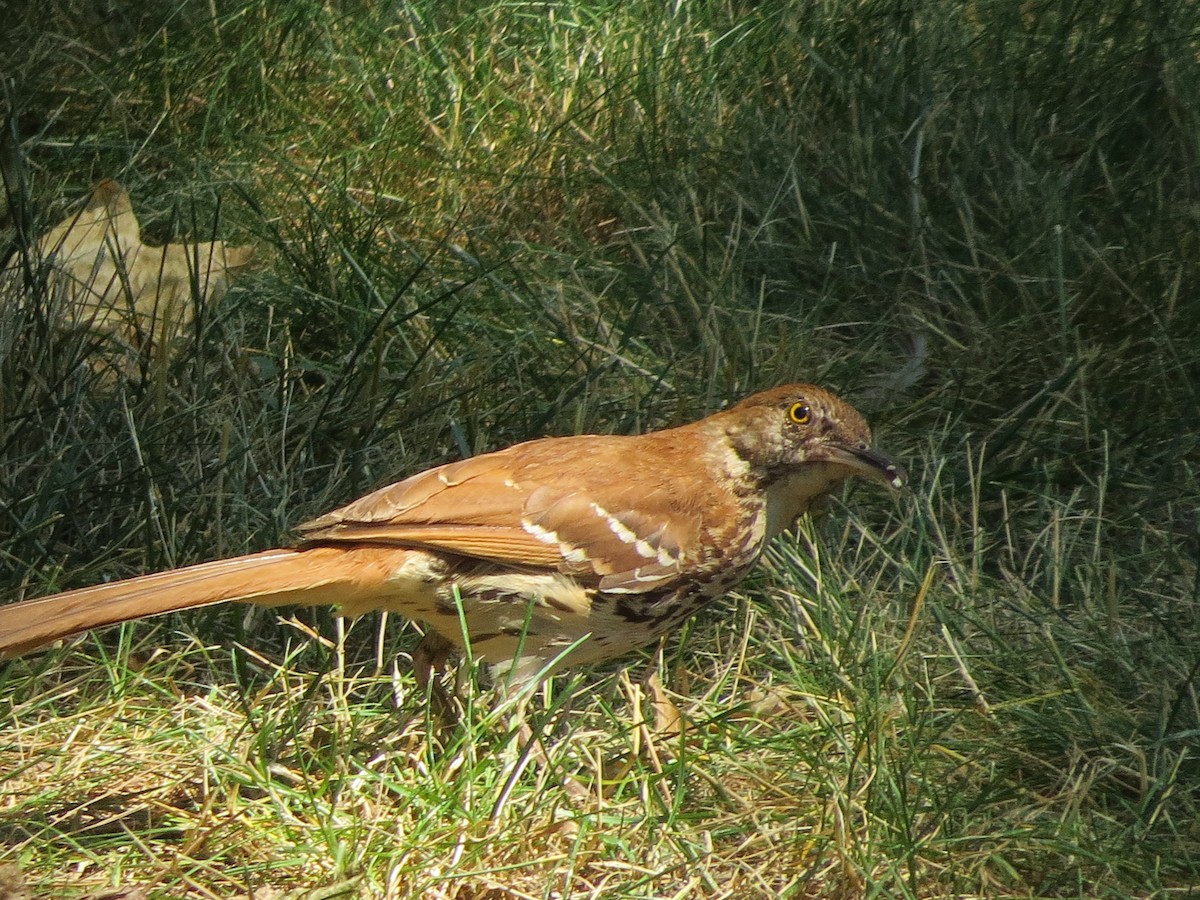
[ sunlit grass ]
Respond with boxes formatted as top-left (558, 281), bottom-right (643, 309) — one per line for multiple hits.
top-left (2, 0), bottom-right (1199, 895)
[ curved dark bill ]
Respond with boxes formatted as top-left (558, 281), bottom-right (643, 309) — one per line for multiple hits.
top-left (825, 443), bottom-right (907, 488)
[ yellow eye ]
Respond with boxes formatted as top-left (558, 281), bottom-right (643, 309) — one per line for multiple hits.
top-left (788, 401), bottom-right (811, 424)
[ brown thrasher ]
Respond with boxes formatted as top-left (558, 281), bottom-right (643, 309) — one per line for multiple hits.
top-left (0, 385), bottom-right (904, 685)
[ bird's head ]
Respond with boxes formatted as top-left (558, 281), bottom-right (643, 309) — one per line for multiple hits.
top-left (722, 384), bottom-right (905, 486)
top-left (717, 385), bottom-right (905, 533)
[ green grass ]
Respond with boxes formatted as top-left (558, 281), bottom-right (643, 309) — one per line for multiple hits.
top-left (2, 0), bottom-right (1199, 895)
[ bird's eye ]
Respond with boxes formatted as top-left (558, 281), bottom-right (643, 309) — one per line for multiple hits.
top-left (788, 401), bottom-right (811, 424)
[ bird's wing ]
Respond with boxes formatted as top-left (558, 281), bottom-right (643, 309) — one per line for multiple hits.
top-left (297, 433), bottom-right (713, 593)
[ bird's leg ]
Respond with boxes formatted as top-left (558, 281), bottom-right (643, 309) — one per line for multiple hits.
top-left (412, 633), bottom-right (586, 805)
top-left (412, 631), bottom-right (462, 725)
top-left (412, 631), bottom-right (454, 690)
top-left (488, 659), bottom-right (591, 814)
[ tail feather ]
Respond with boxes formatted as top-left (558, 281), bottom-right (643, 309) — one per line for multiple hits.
top-left (0, 545), bottom-right (414, 657)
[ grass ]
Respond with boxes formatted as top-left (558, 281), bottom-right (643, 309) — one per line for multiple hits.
top-left (2, 0), bottom-right (1200, 895)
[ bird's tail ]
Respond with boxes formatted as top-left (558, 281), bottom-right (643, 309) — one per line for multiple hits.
top-left (0, 545), bottom-right (414, 657)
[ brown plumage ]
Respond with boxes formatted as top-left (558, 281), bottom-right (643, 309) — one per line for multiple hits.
top-left (0, 384), bottom-right (904, 683)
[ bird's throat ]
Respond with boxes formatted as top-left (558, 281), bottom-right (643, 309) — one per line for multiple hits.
top-left (763, 466), bottom-right (848, 539)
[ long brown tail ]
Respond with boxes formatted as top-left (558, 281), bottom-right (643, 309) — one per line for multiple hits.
top-left (0, 545), bottom-right (416, 657)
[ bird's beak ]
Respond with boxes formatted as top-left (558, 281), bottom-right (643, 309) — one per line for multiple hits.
top-left (820, 443), bottom-right (907, 489)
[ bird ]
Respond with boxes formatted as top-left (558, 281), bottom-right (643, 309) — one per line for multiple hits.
top-left (0, 384), bottom-right (905, 688)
